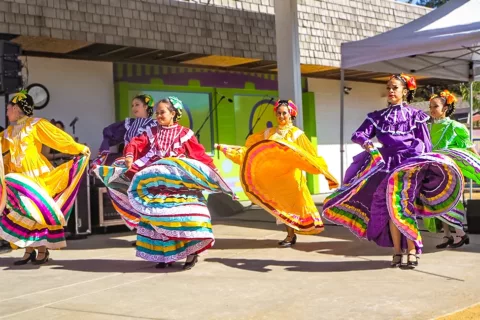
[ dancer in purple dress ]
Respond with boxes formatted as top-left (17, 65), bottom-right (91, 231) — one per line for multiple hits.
top-left (90, 94), bottom-right (157, 239)
top-left (91, 94), bottom-right (157, 169)
top-left (323, 74), bottom-right (463, 269)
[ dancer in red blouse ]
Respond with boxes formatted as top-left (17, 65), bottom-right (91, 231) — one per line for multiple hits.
top-left (124, 97), bottom-right (234, 270)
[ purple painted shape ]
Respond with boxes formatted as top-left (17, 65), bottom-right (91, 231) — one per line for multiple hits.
top-left (114, 63), bottom-right (278, 91)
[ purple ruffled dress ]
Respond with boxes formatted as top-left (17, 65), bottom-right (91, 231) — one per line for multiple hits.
top-left (328, 103), bottom-right (431, 247)
top-left (323, 103), bottom-right (464, 252)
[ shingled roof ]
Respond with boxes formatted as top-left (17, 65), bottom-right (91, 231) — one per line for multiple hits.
top-left (1, 0), bottom-right (431, 76)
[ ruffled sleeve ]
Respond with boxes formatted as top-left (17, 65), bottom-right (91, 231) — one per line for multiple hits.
top-left (452, 122), bottom-right (474, 149)
top-left (412, 110), bottom-right (432, 153)
top-left (99, 120), bottom-right (127, 152)
top-left (351, 118), bottom-right (376, 146)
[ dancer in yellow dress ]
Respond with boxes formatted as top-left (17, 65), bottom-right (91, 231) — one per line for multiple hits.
top-left (0, 90), bottom-right (90, 265)
top-left (217, 99), bottom-right (338, 246)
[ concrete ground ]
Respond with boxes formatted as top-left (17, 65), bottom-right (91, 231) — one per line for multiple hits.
top-left (0, 205), bottom-right (479, 320)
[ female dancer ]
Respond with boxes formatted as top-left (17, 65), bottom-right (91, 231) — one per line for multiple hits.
top-left (99, 97), bottom-right (234, 270)
top-left (0, 90), bottom-right (90, 265)
top-left (216, 99), bottom-right (338, 246)
top-left (323, 75), bottom-right (464, 268)
top-left (424, 90), bottom-right (479, 249)
top-left (91, 94), bottom-right (157, 230)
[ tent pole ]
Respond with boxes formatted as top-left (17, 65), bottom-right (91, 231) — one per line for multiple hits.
top-left (340, 68), bottom-right (345, 182)
top-left (470, 81), bottom-right (474, 200)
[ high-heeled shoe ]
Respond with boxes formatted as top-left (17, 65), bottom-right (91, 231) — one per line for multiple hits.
top-left (155, 262), bottom-right (173, 269)
top-left (32, 249), bottom-right (49, 265)
top-left (405, 253), bottom-right (419, 269)
top-left (449, 234), bottom-right (470, 249)
top-left (183, 254), bottom-right (198, 270)
top-left (13, 250), bottom-right (36, 265)
top-left (436, 236), bottom-right (454, 249)
top-left (390, 254), bottom-right (402, 268)
top-left (278, 234), bottom-right (297, 247)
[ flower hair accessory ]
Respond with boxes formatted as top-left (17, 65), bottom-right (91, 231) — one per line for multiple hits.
top-left (11, 89), bottom-right (28, 104)
top-left (9, 89), bottom-right (35, 116)
top-left (439, 90), bottom-right (457, 105)
top-left (143, 94), bottom-right (154, 108)
top-left (274, 99), bottom-right (298, 117)
top-left (430, 90), bottom-right (457, 106)
top-left (167, 96), bottom-right (184, 121)
top-left (390, 74), bottom-right (417, 91)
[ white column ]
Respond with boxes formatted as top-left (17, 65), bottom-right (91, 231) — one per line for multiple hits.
top-left (274, 0), bottom-right (303, 129)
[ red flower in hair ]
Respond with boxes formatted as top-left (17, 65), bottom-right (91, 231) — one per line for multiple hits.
top-left (400, 73), bottom-right (417, 91)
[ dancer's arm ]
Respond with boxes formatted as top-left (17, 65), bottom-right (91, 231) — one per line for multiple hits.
top-left (35, 119), bottom-right (89, 156)
top-left (123, 132), bottom-right (151, 169)
top-left (99, 120), bottom-right (127, 152)
top-left (351, 118), bottom-right (376, 151)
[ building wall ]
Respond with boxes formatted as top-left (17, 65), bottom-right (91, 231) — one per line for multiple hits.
top-left (308, 78), bottom-right (386, 190)
top-left (0, 57), bottom-right (115, 156)
top-left (1, 0), bottom-right (430, 66)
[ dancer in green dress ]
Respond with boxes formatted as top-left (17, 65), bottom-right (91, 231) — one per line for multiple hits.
top-left (425, 90), bottom-right (480, 249)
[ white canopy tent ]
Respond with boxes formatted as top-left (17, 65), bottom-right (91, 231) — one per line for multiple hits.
top-left (339, 0), bottom-right (480, 181)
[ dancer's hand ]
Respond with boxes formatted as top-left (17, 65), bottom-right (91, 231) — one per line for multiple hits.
top-left (362, 141), bottom-right (374, 152)
top-left (125, 156), bottom-right (133, 169)
top-left (214, 143), bottom-right (221, 150)
top-left (81, 147), bottom-right (91, 157)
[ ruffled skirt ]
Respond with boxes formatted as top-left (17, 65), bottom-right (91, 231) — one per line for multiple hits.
top-left (93, 157), bottom-right (141, 229)
top-left (423, 148), bottom-right (480, 232)
top-left (0, 155), bottom-right (89, 249)
top-left (323, 148), bottom-right (463, 252)
top-left (240, 139), bottom-right (338, 235)
top-left (127, 157), bottom-right (234, 263)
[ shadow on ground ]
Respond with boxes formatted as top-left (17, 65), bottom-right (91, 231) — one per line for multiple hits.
top-left (204, 257), bottom-right (388, 272)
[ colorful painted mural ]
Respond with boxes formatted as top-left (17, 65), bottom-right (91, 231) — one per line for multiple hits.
top-left (114, 63), bottom-right (319, 200)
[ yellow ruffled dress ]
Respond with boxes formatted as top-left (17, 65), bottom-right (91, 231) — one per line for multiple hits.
top-left (219, 125), bottom-right (338, 234)
top-left (0, 116), bottom-right (89, 249)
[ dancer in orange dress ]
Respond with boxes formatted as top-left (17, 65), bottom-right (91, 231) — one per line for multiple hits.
top-left (217, 99), bottom-right (338, 246)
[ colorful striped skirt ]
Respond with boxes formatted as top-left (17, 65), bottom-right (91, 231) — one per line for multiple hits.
top-left (423, 148), bottom-right (480, 232)
top-left (127, 157), bottom-right (234, 263)
top-left (323, 151), bottom-right (464, 252)
top-left (0, 155), bottom-right (89, 249)
top-left (93, 157), bottom-right (141, 229)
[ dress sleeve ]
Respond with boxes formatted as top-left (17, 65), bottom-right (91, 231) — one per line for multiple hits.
top-left (99, 120), bottom-right (127, 151)
top-left (351, 118), bottom-right (376, 146)
top-left (184, 134), bottom-right (216, 169)
top-left (123, 132), bottom-right (151, 161)
top-left (413, 112), bottom-right (432, 153)
top-left (295, 133), bottom-right (318, 157)
top-left (296, 133), bottom-right (339, 189)
top-left (452, 122), bottom-right (475, 149)
top-left (35, 119), bottom-right (87, 155)
top-left (218, 130), bottom-right (265, 165)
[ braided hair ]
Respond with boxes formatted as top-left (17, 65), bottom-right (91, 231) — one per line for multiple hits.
top-left (133, 94), bottom-right (155, 117)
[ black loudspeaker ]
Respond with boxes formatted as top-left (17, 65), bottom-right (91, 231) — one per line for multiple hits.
top-left (466, 199), bottom-right (480, 234)
top-left (66, 169), bottom-right (91, 240)
top-left (207, 193), bottom-right (244, 218)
